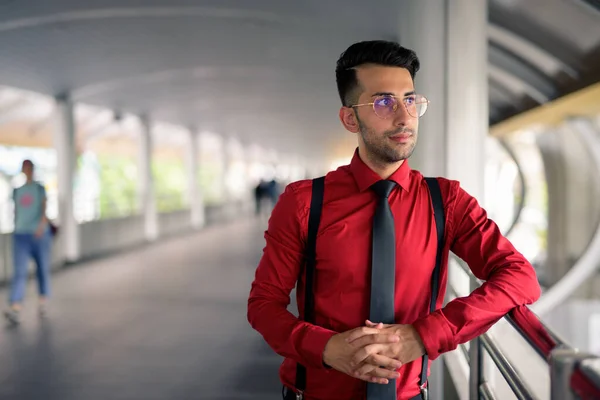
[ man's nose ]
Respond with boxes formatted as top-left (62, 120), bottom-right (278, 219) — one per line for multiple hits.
top-left (392, 104), bottom-right (411, 126)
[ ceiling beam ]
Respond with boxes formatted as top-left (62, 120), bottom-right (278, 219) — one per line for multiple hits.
top-left (489, 44), bottom-right (558, 101)
top-left (487, 23), bottom-right (579, 79)
top-left (488, 64), bottom-right (549, 104)
top-left (489, 3), bottom-right (581, 73)
top-left (490, 81), bottom-right (600, 137)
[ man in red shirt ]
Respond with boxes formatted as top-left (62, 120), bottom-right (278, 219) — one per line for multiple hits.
top-left (247, 40), bottom-right (541, 400)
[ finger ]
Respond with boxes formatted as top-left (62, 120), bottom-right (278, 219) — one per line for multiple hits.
top-left (365, 320), bottom-right (384, 328)
top-left (356, 374), bottom-right (389, 385)
top-left (351, 361), bottom-right (378, 376)
top-left (354, 354), bottom-right (402, 373)
top-left (353, 366), bottom-right (390, 385)
top-left (345, 326), bottom-right (390, 343)
top-left (354, 366), bottom-right (400, 381)
top-left (366, 320), bottom-right (391, 328)
top-left (357, 354), bottom-right (402, 372)
top-left (347, 332), bottom-right (399, 348)
top-left (351, 344), bottom-right (387, 367)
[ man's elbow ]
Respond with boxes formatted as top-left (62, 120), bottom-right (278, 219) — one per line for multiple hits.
top-left (524, 267), bottom-right (542, 304)
top-left (524, 281), bottom-right (542, 305)
top-left (247, 295), bottom-right (260, 328)
top-left (246, 291), bottom-right (274, 329)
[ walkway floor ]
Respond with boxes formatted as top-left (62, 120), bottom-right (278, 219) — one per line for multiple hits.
top-left (0, 218), bottom-right (285, 400)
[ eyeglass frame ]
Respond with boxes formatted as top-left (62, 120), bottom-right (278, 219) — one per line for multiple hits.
top-left (350, 93), bottom-right (430, 119)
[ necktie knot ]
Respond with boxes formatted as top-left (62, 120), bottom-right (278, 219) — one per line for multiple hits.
top-left (371, 180), bottom-right (397, 199)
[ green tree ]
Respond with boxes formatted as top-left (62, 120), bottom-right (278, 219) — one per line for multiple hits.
top-left (152, 159), bottom-right (187, 212)
top-left (97, 156), bottom-right (138, 218)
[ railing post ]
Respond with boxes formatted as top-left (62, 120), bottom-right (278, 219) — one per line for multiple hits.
top-left (549, 347), bottom-right (596, 400)
top-left (469, 337), bottom-right (483, 400)
top-left (469, 268), bottom-right (484, 400)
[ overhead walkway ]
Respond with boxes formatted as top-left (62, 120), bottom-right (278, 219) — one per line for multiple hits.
top-left (1, 2), bottom-right (600, 399)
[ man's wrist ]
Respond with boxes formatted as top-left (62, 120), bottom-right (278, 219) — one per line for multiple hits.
top-left (411, 325), bottom-right (426, 356)
top-left (322, 339), bottom-right (332, 369)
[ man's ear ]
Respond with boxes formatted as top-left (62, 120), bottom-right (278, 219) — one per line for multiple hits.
top-left (339, 107), bottom-right (360, 133)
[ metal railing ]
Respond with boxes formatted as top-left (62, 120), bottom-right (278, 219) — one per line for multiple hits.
top-left (449, 258), bottom-right (600, 400)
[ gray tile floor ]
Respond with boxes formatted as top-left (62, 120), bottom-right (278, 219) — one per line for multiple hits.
top-left (0, 218), bottom-right (284, 400)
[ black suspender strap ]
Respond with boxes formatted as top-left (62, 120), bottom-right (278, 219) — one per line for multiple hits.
top-left (292, 176), bottom-right (444, 400)
top-left (421, 177), bottom-right (446, 400)
top-left (294, 176), bottom-right (325, 397)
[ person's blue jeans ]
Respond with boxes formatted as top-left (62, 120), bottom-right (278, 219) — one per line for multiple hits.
top-left (9, 229), bottom-right (52, 304)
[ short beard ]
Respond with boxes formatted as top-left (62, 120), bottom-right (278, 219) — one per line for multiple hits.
top-left (356, 114), bottom-right (417, 164)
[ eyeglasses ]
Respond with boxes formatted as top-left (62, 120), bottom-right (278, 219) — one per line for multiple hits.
top-left (351, 94), bottom-right (429, 119)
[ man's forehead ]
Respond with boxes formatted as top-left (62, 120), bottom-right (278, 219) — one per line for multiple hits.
top-left (355, 65), bottom-right (414, 92)
top-left (356, 64), bottom-right (411, 79)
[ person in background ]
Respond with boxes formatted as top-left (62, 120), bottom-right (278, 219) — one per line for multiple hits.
top-left (4, 159), bottom-right (52, 324)
top-left (254, 180), bottom-right (266, 216)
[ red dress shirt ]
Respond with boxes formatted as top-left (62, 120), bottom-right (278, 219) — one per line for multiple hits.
top-left (247, 149), bottom-right (541, 400)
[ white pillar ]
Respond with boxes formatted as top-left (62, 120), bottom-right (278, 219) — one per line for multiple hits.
top-left (54, 94), bottom-right (79, 263)
top-left (187, 129), bottom-right (205, 228)
top-left (399, 0), bottom-right (448, 178)
top-left (446, 0), bottom-right (488, 203)
top-left (139, 116), bottom-right (158, 241)
top-left (222, 137), bottom-right (232, 207)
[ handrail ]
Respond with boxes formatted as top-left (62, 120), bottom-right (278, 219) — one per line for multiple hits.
top-left (505, 306), bottom-right (568, 358)
top-left (479, 382), bottom-right (497, 400)
top-left (571, 359), bottom-right (600, 400)
top-left (479, 332), bottom-right (536, 400)
top-left (579, 359), bottom-right (600, 390)
top-left (448, 256), bottom-right (600, 400)
top-left (452, 258), bottom-right (566, 355)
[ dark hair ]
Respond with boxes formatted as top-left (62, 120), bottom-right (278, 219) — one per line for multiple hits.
top-left (22, 159), bottom-right (34, 168)
top-left (335, 40), bottom-right (420, 107)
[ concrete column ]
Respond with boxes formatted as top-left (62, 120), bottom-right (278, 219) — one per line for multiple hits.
top-left (446, 0), bottom-right (488, 203)
top-left (54, 94), bottom-right (79, 263)
top-left (398, 0), bottom-right (448, 178)
top-left (220, 136), bottom-right (234, 218)
top-left (187, 129), bottom-right (205, 228)
top-left (220, 137), bottom-right (231, 201)
top-left (139, 115), bottom-right (158, 241)
top-left (399, 0), bottom-right (487, 202)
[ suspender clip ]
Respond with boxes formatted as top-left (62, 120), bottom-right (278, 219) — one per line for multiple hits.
top-left (420, 383), bottom-right (429, 400)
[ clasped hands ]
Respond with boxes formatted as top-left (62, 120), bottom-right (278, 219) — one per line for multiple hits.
top-left (322, 320), bottom-right (426, 385)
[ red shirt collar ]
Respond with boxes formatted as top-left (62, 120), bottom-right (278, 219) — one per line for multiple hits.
top-left (348, 148), bottom-right (412, 193)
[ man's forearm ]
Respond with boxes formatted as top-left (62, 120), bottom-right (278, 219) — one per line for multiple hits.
top-left (248, 289), bottom-right (337, 369)
top-left (414, 266), bottom-right (540, 360)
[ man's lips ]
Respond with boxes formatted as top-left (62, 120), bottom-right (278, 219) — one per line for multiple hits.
top-left (389, 133), bottom-right (412, 142)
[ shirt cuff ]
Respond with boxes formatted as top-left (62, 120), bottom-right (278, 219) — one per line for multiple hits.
top-left (301, 324), bottom-right (337, 369)
top-left (413, 311), bottom-right (454, 360)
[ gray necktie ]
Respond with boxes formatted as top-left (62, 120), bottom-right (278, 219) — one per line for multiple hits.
top-left (367, 180), bottom-right (397, 400)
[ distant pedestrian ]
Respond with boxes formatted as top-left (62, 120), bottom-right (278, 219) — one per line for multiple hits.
top-left (4, 159), bottom-right (53, 324)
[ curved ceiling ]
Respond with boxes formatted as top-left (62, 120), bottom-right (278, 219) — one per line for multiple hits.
top-left (0, 0), bottom-right (598, 160)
